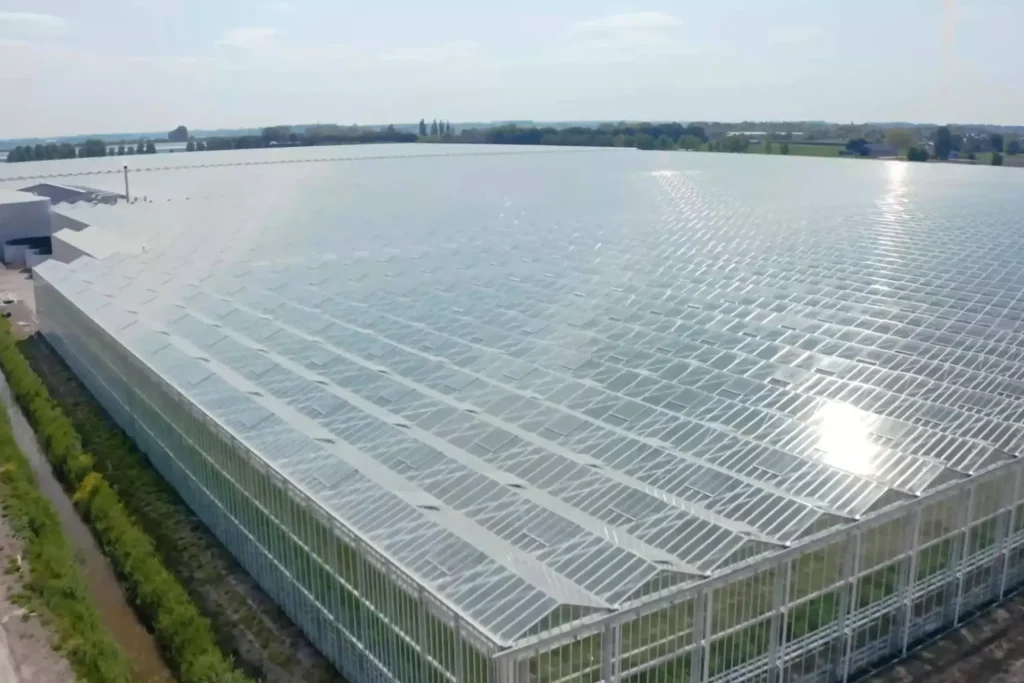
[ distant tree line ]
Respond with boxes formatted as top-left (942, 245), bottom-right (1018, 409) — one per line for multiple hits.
top-left (182, 124), bottom-right (418, 153)
top-left (419, 119), bottom-right (455, 138)
top-left (443, 122), bottom-right (709, 151)
top-left (6, 138), bottom-right (158, 163)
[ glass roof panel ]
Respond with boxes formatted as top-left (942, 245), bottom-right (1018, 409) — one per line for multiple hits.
top-left (33, 146), bottom-right (1024, 647)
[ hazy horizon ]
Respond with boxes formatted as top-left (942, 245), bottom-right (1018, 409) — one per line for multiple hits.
top-left (2, 0), bottom-right (1022, 138)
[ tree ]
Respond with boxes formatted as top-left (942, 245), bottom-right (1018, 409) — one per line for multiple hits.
top-left (718, 135), bottom-right (751, 153)
top-left (186, 140), bottom-right (195, 152)
top-left (992, 152), bottom-right (1004, 166)
top-left (634, 133), bottom-right (656, 150)
top-left (780, 143), bottom-right (790, 155)
top-left (990, 134), bottom-right (1004, 153)
top-left (845, 138), bottom-right (870, 156)
top-left (934, 126), bottom-right (952, 160)
top-left (168, 125), bottom-right (189, 142)
top-left (885, 128), bottom-right (916, 157)
top-left (656, 134), bottom-right (673, 150)
top-left (145, 141), bottom-right (157, 154)
top-left (136, 141), bottom-right (145, 154)
top-left (1008, 138), bottom-right (1021, 156)
top-left (676, 135), bottom-right (703, 151)
top-left (117, 145), bottom-right (125, 155)
top-left (907, 147), bottom-right (929, 162)
top-left (418, 119), bottom-right (427, 137)
top-left (108, 147), bottom-right (116, 156)
top-left (261, 126), bottom-right (291, 144)
top-left (764, 138), bottom-right (774, 154)
top-left (430, 119), bottom-right (439, 137)
top-left (79, 139), bottom-right (108, 158)
top-left (195, 140), bottom-right (207, 151)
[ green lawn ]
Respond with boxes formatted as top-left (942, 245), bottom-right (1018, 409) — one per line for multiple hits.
top-left (754, 143), bottom-right (844, 157)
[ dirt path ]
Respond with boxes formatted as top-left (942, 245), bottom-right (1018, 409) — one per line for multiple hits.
top-left (0, 513), bottom-right (74, 683)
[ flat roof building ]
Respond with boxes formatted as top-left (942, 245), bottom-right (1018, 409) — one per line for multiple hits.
top-left (28, 145), bottom-right (1024, 683)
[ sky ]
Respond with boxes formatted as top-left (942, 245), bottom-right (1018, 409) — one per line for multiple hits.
top-left (0, 0), bottom-right (1022, 137)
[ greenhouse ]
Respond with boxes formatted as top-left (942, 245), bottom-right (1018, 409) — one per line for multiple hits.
top-left (31, 148), bottom-right (1024, 683)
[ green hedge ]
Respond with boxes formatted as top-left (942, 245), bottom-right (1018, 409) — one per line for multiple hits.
top-left (0, 321), bottom-right (251, 683)
top-left (0, 402), bottom-right (133, 683)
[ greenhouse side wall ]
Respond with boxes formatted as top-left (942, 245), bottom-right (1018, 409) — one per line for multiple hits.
top-left (33, 272), bottom-right (499, 683)
top-left (501, 459), bottom-right (1024, 683)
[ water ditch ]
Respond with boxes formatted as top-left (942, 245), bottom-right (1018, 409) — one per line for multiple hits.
top-left (0, 371), bottom-right (175, 683)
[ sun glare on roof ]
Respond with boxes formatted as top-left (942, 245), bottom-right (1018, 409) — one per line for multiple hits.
top-left (812, 401), bottom-right (879, 477)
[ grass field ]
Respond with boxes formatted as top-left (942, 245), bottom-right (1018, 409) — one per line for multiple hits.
top-left (753, 143), bottom-right (844, 157)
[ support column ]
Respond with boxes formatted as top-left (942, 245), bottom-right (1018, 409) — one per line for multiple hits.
top-left (416, 588), bottom-right (429, 683)
top-left (837, 533), bottom-right (861, 683)
top-left (494, 656), bottom-right (515, 683)
top-left (453, 616), bottom-right (464, 683)
top-left (898, 508), bottom-right (923, 656)
top-left (767, 560), bottom-right (790, 683)
top-left (690, 589), bottom-right (711, 683)
top-left (999, 467), bottom-right (1023, 599)
top-left (515, 658), bottom-right (530, 683)
top-left (829, 533), bottom-right (858, 680)
top-left (952, 486), bottom-right (975, 627)
top-left (353, 545), bottom-right (371, 680)
top-left (601, 622), bottom-right (620, 683)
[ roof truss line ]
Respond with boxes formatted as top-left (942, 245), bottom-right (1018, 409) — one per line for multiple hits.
top-left (224, 283), bottom-right (787, 545)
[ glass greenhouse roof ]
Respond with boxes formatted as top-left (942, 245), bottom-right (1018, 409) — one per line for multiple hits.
top-left (34, 146), bottom-right (1024, 647)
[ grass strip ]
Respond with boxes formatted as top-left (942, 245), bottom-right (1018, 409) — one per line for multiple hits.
top-left (18, 333), bottom-right (344, 683)
top-left (0, 395), bottom-right (133, 683)
top-left (0, 320), bottom-right (252, 683)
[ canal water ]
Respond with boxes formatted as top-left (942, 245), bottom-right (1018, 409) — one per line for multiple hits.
top-left (0, 372), bottom-right (175, 683)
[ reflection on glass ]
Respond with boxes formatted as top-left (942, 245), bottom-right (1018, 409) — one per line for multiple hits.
top-left (812, 401), bottom-right (878, 476)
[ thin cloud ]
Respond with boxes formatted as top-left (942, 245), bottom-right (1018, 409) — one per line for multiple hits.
top-left (537, 11), bottom-right (690, 65)
top-left (573, 12), bottom-right (682, 34)
top-left (378, 40), bottom-right (481, 64)
top-left (216, 27), bottom-right (281, 49)
top-left (0, 11), bottom-right (66, 28)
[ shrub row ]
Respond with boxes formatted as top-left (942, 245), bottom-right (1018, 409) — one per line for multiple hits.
top-left (0, 321), bottom-right (251, 683)
top-left (0, 399), bottom-right (133, 682)
top-left (18, 337), bottom-right (344, 683)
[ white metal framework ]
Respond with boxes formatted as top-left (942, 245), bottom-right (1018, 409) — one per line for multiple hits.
top-left (30, 148), bottom-right (1024, 683)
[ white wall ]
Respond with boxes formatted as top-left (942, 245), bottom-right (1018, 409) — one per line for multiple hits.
top-left (0, 195), bottom-right (53, 242)
top-left (2, 242), bottom-right (27, 264)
